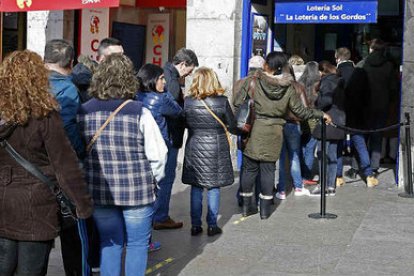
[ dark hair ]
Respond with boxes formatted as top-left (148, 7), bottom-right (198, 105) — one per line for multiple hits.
top-left (98, 37), bottom-right (122, 56)
top-left (44, 39), bottom-right (74, 68)
top-left (318, 60), bottom-right (337, 76)
top-left (172, 48), bottom-right (199, 67)
top-left (265, 51), bottom-right (288, 75)
top-left (137, 63), bottom-right (164, 92)
top-left (335, 47), bottom-right (351, 61)
top-left (369, 38), bottom-right (386, 52)
top-left (298, 61), bottom-right (320, 107)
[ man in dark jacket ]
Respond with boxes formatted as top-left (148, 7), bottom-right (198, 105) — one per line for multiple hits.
top-left (345, 39), bottom-right (398, 187)
top-left (153, 48), bottom-right (198, 230)
top-left (335, 47), bottom-right (359, 185)
top-left (44, 39), bottom-right (87, 276)
top-left (359, 39), bottom-right (399, 175)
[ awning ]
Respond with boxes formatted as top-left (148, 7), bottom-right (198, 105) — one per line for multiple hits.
top-left (0, 0), bottom-right (120, 12)
top-left (135, 0), bottom-right (186, 8)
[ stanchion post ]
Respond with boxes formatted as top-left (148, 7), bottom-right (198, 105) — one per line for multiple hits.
top-left (309, 116), bottom-right (337, 219)
top-left (399, 113), bottom-right (414, 198)
top-left (320, 118), bottom-right (327, 216)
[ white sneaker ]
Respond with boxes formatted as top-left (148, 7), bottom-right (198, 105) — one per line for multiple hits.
top-left (275, 191), bottom-right (286, 200)
top-left (294, 188), bottom-right (310, 196)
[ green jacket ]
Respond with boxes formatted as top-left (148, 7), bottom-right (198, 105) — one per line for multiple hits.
top-left (233, 70), bottom-right (323, 162)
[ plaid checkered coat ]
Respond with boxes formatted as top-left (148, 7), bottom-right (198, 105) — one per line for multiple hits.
top-left (78, 99), bottom-right (159, 206)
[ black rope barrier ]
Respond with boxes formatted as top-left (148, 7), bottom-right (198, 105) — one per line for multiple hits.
top-left (330, 121), bottom-right (408, 135)
top-left (309, 113), bottom-right (414, 218)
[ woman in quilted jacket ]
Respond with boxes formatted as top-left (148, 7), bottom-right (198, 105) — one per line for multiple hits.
top-left (182, 67), bottom-right (237, 236)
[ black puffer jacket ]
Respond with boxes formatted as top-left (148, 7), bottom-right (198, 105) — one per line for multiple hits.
top-left (182, 96), bottom-right (236, 188)
top-left (313, 74), bottom-right (346, 140)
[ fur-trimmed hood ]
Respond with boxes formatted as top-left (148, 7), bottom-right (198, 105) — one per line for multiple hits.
top-left (255, 69), bottom-right (294, 100)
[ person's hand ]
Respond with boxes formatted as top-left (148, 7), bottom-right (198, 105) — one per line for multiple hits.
top-left (322, 113), bottom-right (332, 125)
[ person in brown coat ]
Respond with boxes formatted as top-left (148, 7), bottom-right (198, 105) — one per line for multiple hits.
top-left (0, 50), bottom-right (93, 276)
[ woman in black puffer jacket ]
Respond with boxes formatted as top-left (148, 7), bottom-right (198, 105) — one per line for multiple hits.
top-left (182, 67), bottom-right (237, 237)
top-left (311, 61), bottom-right (346, 196)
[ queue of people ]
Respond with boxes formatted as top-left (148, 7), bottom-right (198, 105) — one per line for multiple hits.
top-left (0, 36), bottom-right (399, 275)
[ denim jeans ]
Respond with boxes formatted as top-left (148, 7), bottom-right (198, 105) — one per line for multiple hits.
top-left (302, 135), bottom-right (318, 180)
top-left (369, 112), bottom-right (387, 171)
top-left (278, 123), bottom-right (303, 192)
top-left (191, 186), bottom-right (220, 227)
top-left (154, 146), bottom-right (179, 223)
top-left (93, 204), bottom-right (154, 276)
top-left (336, 141), bottom-right (344, 177)
top-left (351, 134), bottom-right (373, 177)
top-left (0, 237), bottom-right (53, 276)
top-left (317, 141), bottom-right (338, 188)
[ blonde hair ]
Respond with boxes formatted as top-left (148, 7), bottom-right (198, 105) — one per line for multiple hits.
top-left (188, 67), bottom-right (225, 99)
top-left (288, 55), bottom-right (305, 66)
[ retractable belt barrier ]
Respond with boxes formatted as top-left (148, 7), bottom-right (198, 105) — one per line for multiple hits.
top-left (309, 113), bottom-right (413, 220)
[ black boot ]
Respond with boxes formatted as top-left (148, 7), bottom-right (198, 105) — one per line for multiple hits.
top-left (242, 196), bottom-right (258, 217)
top-left (259, 198), bottom-right (273, 220)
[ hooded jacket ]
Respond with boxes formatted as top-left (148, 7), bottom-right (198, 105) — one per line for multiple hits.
top-left (233, 69), bottom-right (323, 162)
top-left (0, 113), bottom-right (93, 241)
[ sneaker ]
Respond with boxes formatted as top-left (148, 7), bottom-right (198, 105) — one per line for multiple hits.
top-left (310, 185), bottom-right (323, 197)
top-left (303, 179), bottom-right (318, 185)
top-left (294, 188), bottom-right (310, 196)
top-left (148, 241), bottom-right (161, 252)
top-left (336, 177), bottom-right (345, 187)
top-left (275, 191), bottom-right (286, 200)
top-left (366, 176), bottom-right (379, 187)
top-left (91, 267), bottom-right (100, 273)
top-left (153, 217), bottom-right (183, 230)
top-left (344, 168), bottom-right (358, 179)
top-left (327, 187), bottom-right (336, 196)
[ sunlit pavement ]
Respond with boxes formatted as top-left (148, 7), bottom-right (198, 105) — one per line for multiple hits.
top-left (48, 162), bottom-right (414, 275)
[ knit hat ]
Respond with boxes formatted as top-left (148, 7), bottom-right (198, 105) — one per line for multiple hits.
top-left (248, 55), bottom-right (265, 69)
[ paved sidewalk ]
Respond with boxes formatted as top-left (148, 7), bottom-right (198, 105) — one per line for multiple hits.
top-left (48, 163), bottom-right (414, 275)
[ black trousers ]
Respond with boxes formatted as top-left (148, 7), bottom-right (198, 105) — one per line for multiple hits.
top-left (60, 217), bottom-right (100, 276)
top-left (241, 155), bottom-right (275, 198)
top-left (0, 237), bottom-right (53, 276)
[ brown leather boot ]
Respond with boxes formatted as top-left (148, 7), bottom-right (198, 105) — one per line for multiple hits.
top-left (153, 217), bottom-right (183, 230)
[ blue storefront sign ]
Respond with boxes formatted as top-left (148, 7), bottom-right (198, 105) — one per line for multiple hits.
top-left (275, 0), bottom-right (378, 24)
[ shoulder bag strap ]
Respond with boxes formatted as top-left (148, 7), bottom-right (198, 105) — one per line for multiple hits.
top-left (86, 99), bottom-right (133, 152)
top-left (0, 138), bottom-right (75, 217)
top-left (249, 76), bottom-right (256, 100)
top-left (200, 99), bottom-right (232, 149)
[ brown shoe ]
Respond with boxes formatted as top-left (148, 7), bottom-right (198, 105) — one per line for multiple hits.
top-left (366, 176), bottom-right (379, 188)
top-left (336, 177), bottom-right (345, 187)
top-left (153, 217), bottom-right (183, 230)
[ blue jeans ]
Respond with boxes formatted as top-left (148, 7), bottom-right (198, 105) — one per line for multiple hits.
top-left (191, 186), bottom-right (220, 227)
top-left (278, 123), bottom-right (303, 192)
top-left (154, 146), bottom-right (179, 223)
top-left (351, 134), bottom-right (373, 177)
top-left (93, 205), bottom-right (154, 276)
top-left (337, 141), bottom-right (344, 177)
top-left (302, 135), bottom-right (318, 180)
top-left (317, 141), bottom-right (338, 188)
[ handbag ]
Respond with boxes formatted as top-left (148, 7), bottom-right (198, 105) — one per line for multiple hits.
top-left (200, 99), bottom-right (232, 149)
top-left (235, 77), bottom-right (257, 150)
top-left (0, 137), bottom-right (77, 230)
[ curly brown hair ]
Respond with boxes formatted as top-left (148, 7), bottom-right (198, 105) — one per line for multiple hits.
top-left (0, 50), bottom-right (59, 125)
top-left (88, 53), bottom-right (139, 100)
